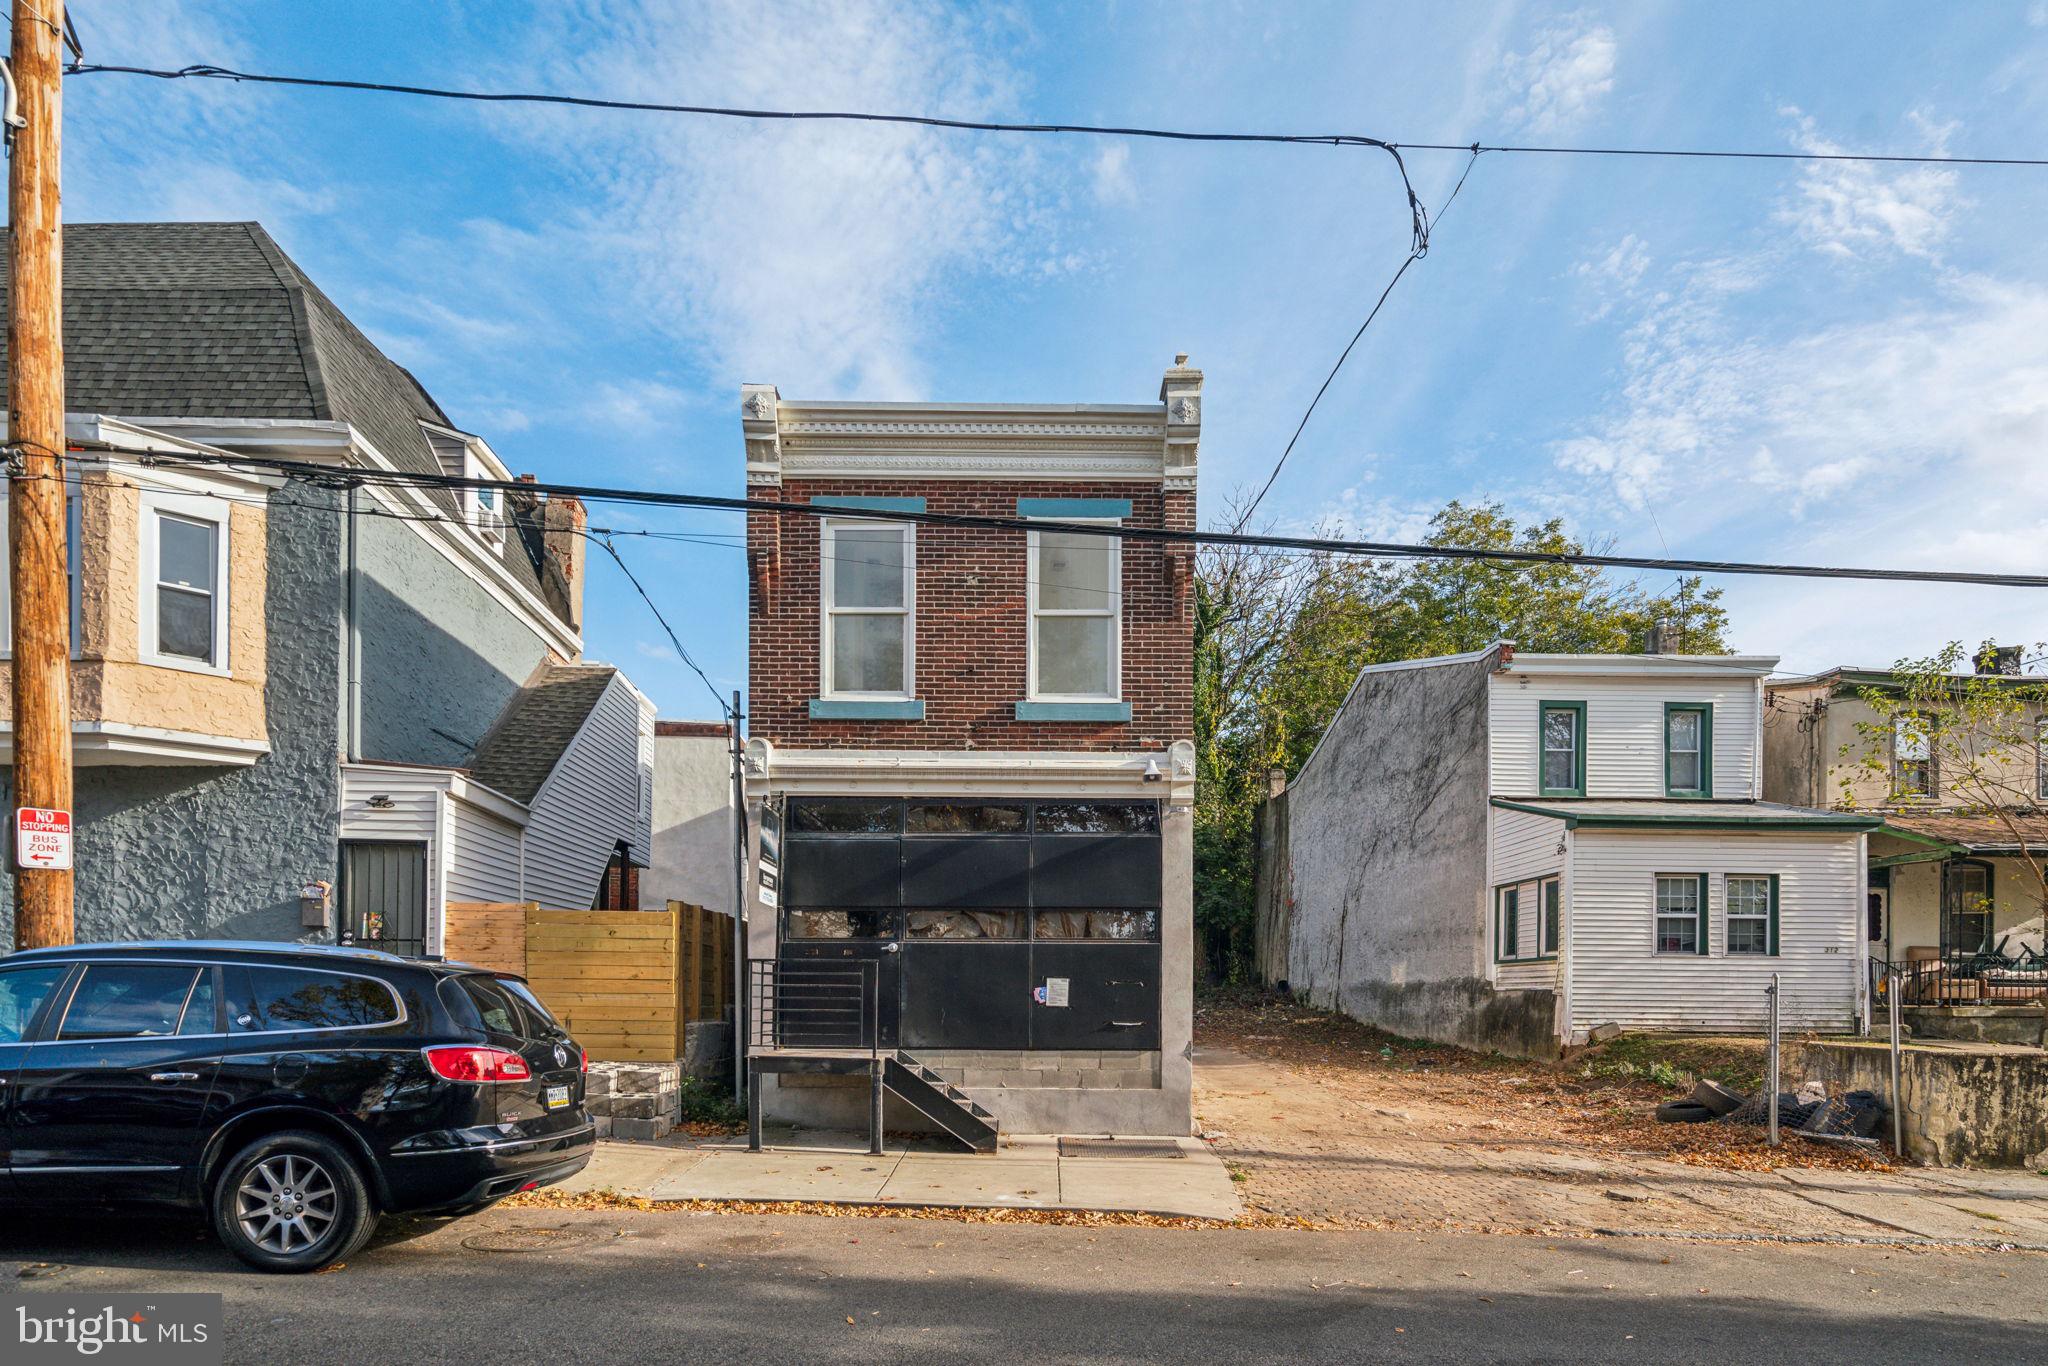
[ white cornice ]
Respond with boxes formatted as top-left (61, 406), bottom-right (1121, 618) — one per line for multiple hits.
top-left (0, 720), bottom-right (271, 767)
top-left (744, 740), bottom-right (1197, 803)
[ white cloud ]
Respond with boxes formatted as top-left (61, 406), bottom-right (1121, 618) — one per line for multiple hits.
top-left (1090, 143), bottom-right (1137, 207)
top-left (1500, 13), bottom-right (1616, 133)
top-left (491, 0), bottom-right (1086, 399)
top-left (1570, 233), bottom-right (1650, 319)
top-left (1775, 108), bottom-right (1961, 262)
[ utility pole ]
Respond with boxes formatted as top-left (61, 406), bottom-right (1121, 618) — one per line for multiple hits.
top-left (8, 0), bottom-right (72, 948)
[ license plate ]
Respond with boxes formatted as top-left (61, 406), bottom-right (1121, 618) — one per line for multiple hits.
top-left (545, 1084), bottom-right (571, 1110)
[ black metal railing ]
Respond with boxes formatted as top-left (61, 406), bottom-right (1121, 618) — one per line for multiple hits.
top-left (1871, 952), bottom-right (2048, 1008)
top-left (746, 958), bottom-right (879, 1053)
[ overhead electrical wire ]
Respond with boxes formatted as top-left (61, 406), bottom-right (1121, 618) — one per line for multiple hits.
top-left (133, 450), bottom-right (2048, 591)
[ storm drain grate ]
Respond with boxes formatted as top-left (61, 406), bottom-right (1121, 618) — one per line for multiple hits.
top-left (1057, 1137), bottom-right (1184, 1159)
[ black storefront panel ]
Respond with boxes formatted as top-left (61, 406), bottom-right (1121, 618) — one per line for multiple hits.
top-left (1031, 834), bottom-right (1163, 909)
top-left (1028, 942), bottom-right (1161, 1050)
top-left (899, 942), bottom-right (1032, 1049)
top-left (902, 837), bottom-right (1030, 907)
top-left (785, 836), bottom-right (901, 908)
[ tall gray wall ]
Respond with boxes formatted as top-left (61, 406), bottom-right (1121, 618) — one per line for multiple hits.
top-left (642, 730), bottom-right (735, 914)
top-left (0, 491), bottom-right (347, 945)
top-left (351, 502), bottom-right (553, 768)
top-left (1279, 649), bottom-right (1554, 1056)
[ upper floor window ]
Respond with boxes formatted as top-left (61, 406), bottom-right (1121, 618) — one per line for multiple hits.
top-left (821, 519), bottom-right (913, 698)
top-left (1028, 526), bottom-right (1120, 701)
top-left (1664, 703), bottom-right (1712, 797)
top-left (1538, 702), bottom-right (1585, 796)
top-left (1893, 712), bottom-right (1934, 798)
top-left (141, 493), bottom-right (229, 673)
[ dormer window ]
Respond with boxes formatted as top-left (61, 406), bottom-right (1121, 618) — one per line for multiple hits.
top-left (465, 457), bottom-right (505, 548)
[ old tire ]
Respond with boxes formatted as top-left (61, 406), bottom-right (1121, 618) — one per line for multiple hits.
top-left (1690, 1079), bottom-right (1744, 1116)
top-left (211, 1130), bottom-right (378, 1273)
top-left (1655, 1100), bottom-right (1716, 1124)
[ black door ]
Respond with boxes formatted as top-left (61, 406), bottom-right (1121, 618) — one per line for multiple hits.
top-left (778, 941), bottom-right (898, 1048)
top-left (9, 961), bottom-right (222, 1203)
top-left (341, 841), bottom-right (428, 957)
top-left (0, 961), bottom-right (73, 1197)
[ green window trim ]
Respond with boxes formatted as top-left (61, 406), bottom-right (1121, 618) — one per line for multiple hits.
top-left (1724, 872), bottom-right (1780, 957)
top-left (1540, 877), bottom-right (1561, 957)
top-left (1494, 885), bottom-right (1520, 964)
top-left (1538, 701), bottom-right (1587, 797)
top-left (1663, 702), bottom-right (1714, 798)
top-left (1653, 872), bottom-right (1710, 956)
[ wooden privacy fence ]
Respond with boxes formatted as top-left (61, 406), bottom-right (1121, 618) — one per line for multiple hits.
top-left (443, 901), bottom-right (734, 1061)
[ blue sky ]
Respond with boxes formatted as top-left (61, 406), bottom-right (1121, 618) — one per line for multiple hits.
top-left (60, 2), bottom-right (2048, 717)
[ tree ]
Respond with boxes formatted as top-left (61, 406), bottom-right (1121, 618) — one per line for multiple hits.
top-left (1843, 641), bottom-right (2048, 938)
top-left (1193, 498), bottom-right (1731, 981)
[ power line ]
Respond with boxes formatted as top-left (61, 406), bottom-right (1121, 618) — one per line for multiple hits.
top-left (64, 62), bottom-right (2048, 170)
top-left (135, 450), bottom-right (2048, 590)
top-left (581, 530), bottom-right (732, 721)
top-left (1234, 148), bottom-right (1481, 528)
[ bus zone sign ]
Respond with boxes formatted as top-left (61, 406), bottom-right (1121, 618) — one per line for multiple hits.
top-left (15, 807), bottom-right (72, 871)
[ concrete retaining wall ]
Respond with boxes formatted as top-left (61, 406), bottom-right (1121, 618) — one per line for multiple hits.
top-left (1903, 1006), bottom-right (2047, 1048)
top-left (1794, 1039), bottom-right (2048, 1168)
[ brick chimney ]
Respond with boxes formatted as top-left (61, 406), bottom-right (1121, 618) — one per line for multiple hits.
top-left (542, 492), bottom-right (587, 632)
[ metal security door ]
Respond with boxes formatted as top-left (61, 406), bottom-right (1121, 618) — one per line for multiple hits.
top-left (340, 842), bottom-right (428, 957)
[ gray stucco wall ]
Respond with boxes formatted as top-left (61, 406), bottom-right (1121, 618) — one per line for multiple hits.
top-left (1279, 649), bottom-right (1555, 1057)
top-left (0, 490), bottom-right (347, 945)
top-left (641, 731), bottom-right (735, 914)
top-left (351, 501), bottom-right (552, 768)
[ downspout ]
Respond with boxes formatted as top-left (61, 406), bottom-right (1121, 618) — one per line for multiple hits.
top-left (344, 483), bottom-right (362, 762)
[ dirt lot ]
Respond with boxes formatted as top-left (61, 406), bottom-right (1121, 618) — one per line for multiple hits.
top-left (1183, 993), bottom-right (2048, 1241)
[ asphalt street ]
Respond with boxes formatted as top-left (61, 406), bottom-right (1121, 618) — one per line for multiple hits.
top-left (2, 1207), bottom-right (2044, 1364)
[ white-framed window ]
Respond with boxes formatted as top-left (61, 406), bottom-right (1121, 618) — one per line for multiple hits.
top-left (1893, 713), bottom-right (1934, 797)
top-left (820, 517), bottom-right (914, 698)
top-left (1726, 874), bottom-right (1776, 955)
top-left (0, 490), bottom-right (81, 658)
top-left (1538, 877), bottom-right (1561, 957)
top-left (1027, 523), bottom-right (1120, 700)
top-left (1654, 873), bottom-right (1706, 955)
top-left (466, 454), bottom-right (505, 547)
top-left (139, 491), bottom-right (230, 674)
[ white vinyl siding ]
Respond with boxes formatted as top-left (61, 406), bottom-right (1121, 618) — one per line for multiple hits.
top-left (447, 795), bottom-right (524, 903)
top-left (522, 676), bottom-right (657, 911)
top-left (1488, 804), bottom-right (1563, 989)
top-left (339, 765), bottom-right (448, 955)
top-left (1566, 829), bottom-right (1862, 1036)
top-left (1490, 673), bottom-right (1761, 798)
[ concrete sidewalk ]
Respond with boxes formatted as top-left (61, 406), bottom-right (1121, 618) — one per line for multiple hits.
top-left (560, 1130), bottom-right (1244, 1221)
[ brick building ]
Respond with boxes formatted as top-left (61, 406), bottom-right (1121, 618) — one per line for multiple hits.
top-left (740, 360), bottom-right (1200, 1136)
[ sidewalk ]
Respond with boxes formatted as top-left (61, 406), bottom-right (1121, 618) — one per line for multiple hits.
top-left (559, 1128), bottom-right (1243, 1221)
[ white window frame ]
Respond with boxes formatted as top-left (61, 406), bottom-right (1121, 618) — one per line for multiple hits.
top-left (139, 490), bottom-right (231, 676)
top-left (0, 490), bottom-right (82, 659)
top-left (464, 452), bottom-right (506, 548)
top-left (1025, 520), bottom-right (1122, 702)
top-left (1653, 872), bottom-right (1704, 956)
top-left (1725, 874), bottom-right (1773, 956)
top-left (818, 516), bottom-right (915, 700)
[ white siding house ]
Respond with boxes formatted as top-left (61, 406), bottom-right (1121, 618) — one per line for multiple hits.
top-left (1272, 643), bottom-right (1876, 1057)
top-left (518, 672), bottom-right (658, 911)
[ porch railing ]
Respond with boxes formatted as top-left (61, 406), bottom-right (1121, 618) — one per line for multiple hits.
top-left (1870, 952), bottom-right (2048, 1008)
top-left (745, 958), bottom-right (880, 1054)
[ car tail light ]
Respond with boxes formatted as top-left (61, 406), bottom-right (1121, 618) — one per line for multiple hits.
top-left (580, 1047), bottom-right (589, 1074)
top-left (425, 1045), bottom-right (532, 1082)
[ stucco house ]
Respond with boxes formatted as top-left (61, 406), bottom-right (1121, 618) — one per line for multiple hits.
top-left (1266, 643), bottom-right (1877, 1057)
top-left (739, 360), bottom-right (1199, 1138)
top-left (0, 221), bottom-right (654, 953)
top-left (1764, 660), bottom-right (2048, 984)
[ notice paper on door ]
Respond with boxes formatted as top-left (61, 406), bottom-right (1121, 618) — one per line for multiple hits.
top-left (1037, 977), bottom-right (1070, 1008)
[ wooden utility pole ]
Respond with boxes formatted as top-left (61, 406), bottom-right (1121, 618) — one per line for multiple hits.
top-left (9, 0), bottom-right (71, 947)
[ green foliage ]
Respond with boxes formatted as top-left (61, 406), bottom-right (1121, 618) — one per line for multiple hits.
top-left (1193, 499), bottom-right (1732, 981)
top-left (675, 1075), bottom-right (746, 1129)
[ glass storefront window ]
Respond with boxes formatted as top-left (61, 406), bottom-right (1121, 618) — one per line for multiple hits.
top-left (789, 799), bottom-right (900, 835)
top-left (1034, 802), bottom-right (1159, 835)
top-left (784, 908), bottom-right (894, 939)
top-left (907, 803), bottom-right (1026, 835)
top-left (1033, 909), bottom-right (1159, 941)
top-left (905, 909), bottom-right (1028, 939)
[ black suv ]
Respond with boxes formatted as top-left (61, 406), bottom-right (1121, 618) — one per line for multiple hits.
top-left (0, 941), bottom-right (593, 1272)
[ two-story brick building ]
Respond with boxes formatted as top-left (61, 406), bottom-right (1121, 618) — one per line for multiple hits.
top-left (1264, 644), bottom-right (1878, 1057)
top-left (739, 360), bottom-right (1199, 1137)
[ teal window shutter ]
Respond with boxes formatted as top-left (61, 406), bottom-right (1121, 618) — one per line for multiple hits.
top-left (1768, 873), bottom-right (1781, 957)
top-left (1696, 872), bottom-right (1711, 955)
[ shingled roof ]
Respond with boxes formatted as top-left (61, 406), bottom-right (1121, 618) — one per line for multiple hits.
top-left (0, 221), bottom-right (565, 625)
top-left (467, 663), bottom-right (621, 805)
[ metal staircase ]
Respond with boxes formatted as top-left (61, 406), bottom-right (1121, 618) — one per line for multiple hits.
top-left (886, 1052), bottom-right (1000, 1153)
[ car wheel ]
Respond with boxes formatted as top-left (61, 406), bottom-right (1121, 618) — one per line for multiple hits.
top-left (211, 1130), bottom-right (378, 1273)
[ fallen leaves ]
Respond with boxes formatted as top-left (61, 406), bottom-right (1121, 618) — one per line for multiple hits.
top-left (502, 1187), bottom-right (1238, 1229)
